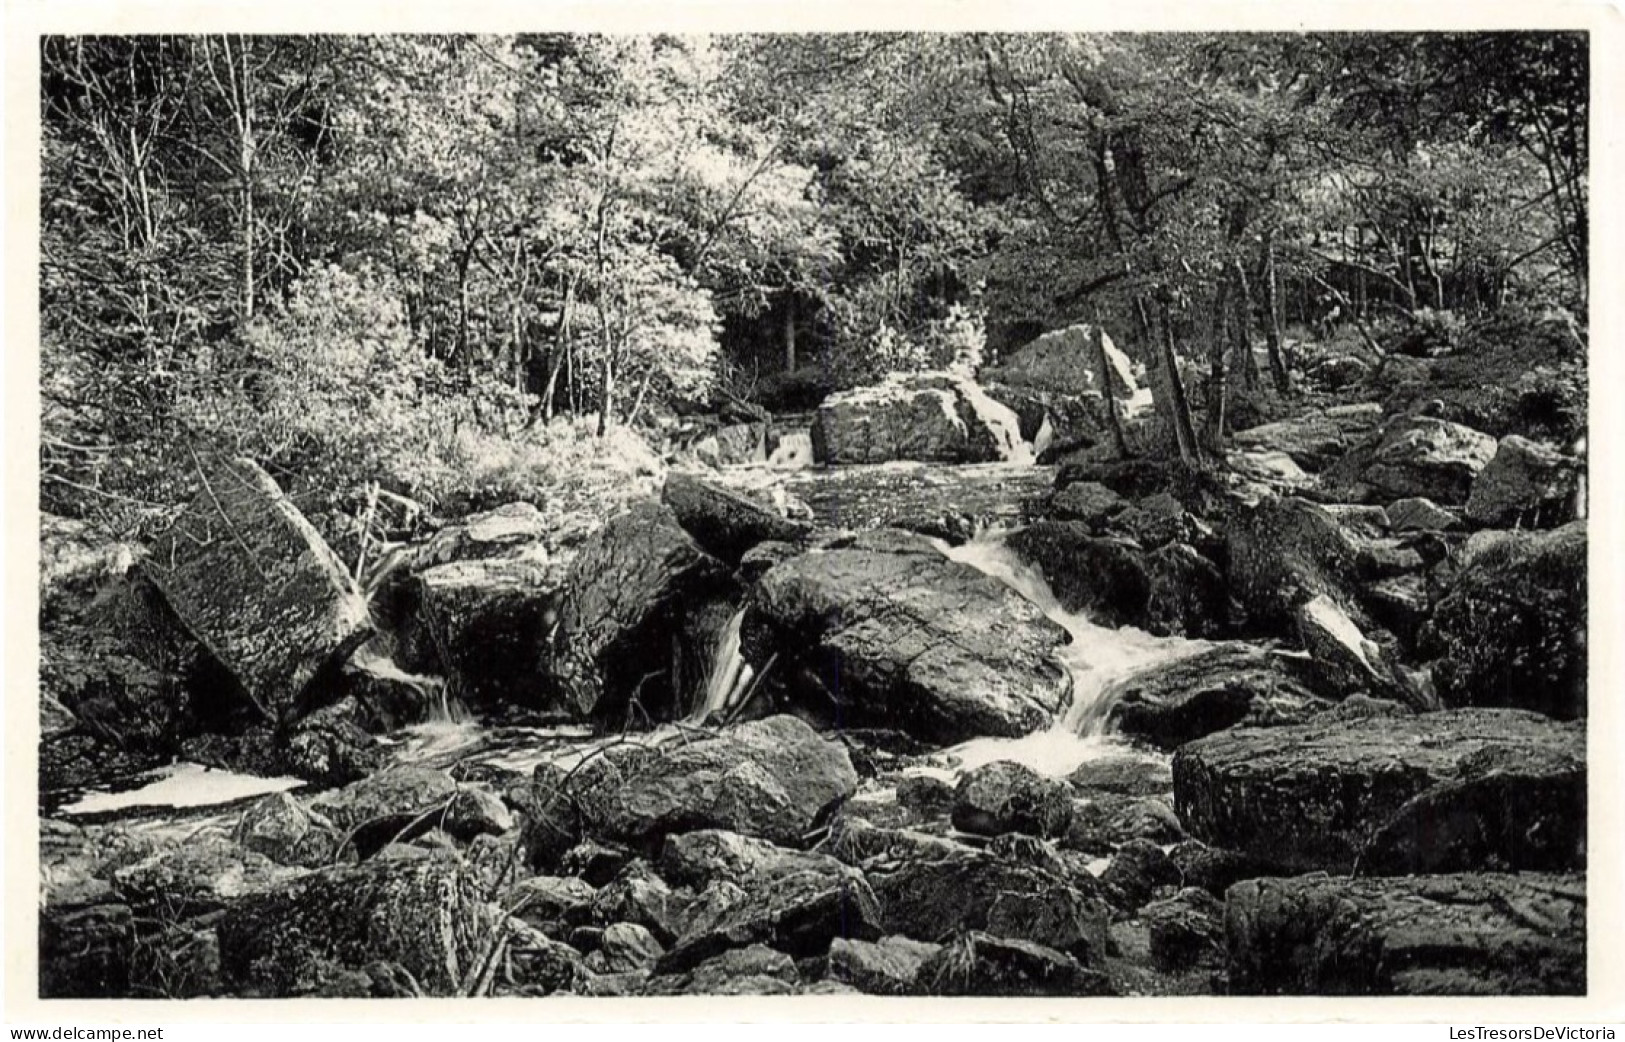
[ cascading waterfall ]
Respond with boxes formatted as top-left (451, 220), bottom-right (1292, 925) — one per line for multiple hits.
top-left (768, 429), bottom-right (814, 469)
top-left (931, 526), bottom-right (1212, 776)
top-left (689, 607), bottom-right (754, 725)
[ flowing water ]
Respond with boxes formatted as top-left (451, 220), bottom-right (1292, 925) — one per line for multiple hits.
top-left (767, 429), bottom-right (814, 469)
top-left (928, 526), bottom-right (1213, 778)
top-left (688, 607), bottom-right (751, 725)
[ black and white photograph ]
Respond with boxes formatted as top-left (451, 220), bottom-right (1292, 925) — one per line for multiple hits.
top-left (10, 9), bottom-right (1614, 1020)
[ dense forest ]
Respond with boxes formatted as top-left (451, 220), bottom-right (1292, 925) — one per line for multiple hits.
top-left (42, 32), bottom-right (1587, 549)
top-left (37, 32), bottom-right (1593, 1003)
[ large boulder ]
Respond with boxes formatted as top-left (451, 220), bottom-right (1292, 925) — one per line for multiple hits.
top-left (563, 715), bottom-right (858, 851)
top-left (865, 847), bottom-right (1111, 963)
top-left (828, 935), bottom-right (940, 996)
top-left (982, 323), bottom-right (1138, 400)
top-left (1325, 415), bottom-right (1497, 505)
top-left (1230, 404), bottom-right (1383, 472)
top-left (658, 829), bottom-right (847, 890)
top-left (662, 472), bottom-right (811, 565)
top-left (656, 868), bottom-right (884, 972)
top-left (811, 372), bottom-right (1027, 465)
top-left (1226, 496), bottom-right (1365, 631)
top-left (551, 502), bottom-right (732, 722)
top-left (414, 558), bottom-right (558, 711)
top-left (1225, 872), bottom-right (1585, 995)
top-left (743, 546), bottom-right (1071, 744)
top-left (1105, 644), bottom-right (1332, 751)
top-left (1465, 434), bottom-right (1581, 528)
top-left (1292, 593), bottom-right (1412, 703)
top-left (1144, 543), bottom-right (1228, 639)
top-left (1172, 708), bottom-right (1584, 873)
top-left (214, 856), bottom-right (499, 996)
top-left (1424, 521), bottom-right (1585, 720)
top-left (951, 761), bottom-right (1074, 839)
top-left (141, 456), bottom-right (373, 723)
top-left (410, 502), bottom-right (550, 569)
top-left (1005, 524), bottom-right (1150, 628)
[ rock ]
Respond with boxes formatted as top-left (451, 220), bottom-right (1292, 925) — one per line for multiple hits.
top-left (694, 421), bottom-right (767, 467)
top-left (232, 791), bottom-right (338, 868)
top-left (657, 868), bottom-right (884, 972)
top-left (1386, 496), bottom-right (1460, 533)
top-left (279, 701), bottom-right (389, 785)
top-left (1465, 435), bottom-right (1579, 527)
top-left (1361, 574), bottom-right (1432, 650)
top-left (1167, 840), bottom-right (1281, 898)
top-left (685, 944), bottom-right (799, 990)
top-left (758, 460), bottom-right (1052, 541)
top-left (1061, 794), bottom-right (1185, 855)
top-left (1143, 888), bottom-right (1225, 971)
top-left (658, 829), bottom-right (846, 890)
top-left (894, 775), bottom-right (956, 819)
top-left (507, 876), bottom-right (598, 934)
top-left (1047, 481), bottom-right (1129, 529)
top-left (737, 540), bottom-right (803, 584)
top-left (1326, 415), bottom-right (1497, 505)
top-left (1100, 838), bottom-right (1180, 911)
top-left (40, 900), bottom-right (134, 998)
top-left (866, 848), bottom-right (1109, 959)
top-left (41, 695), bottom-right (77, 740)
top-left (1055, 457), bottom-right (1176, 501)
top-left (1226, 496), bottom-right (1364, 632)
top-left (413, 502), bottom-right (549, 569)
top-left (112, 834), bottom-right (292, 917)
top-left (811, 372), bottom-right (1027, 465)
top-left (745, 548), bottom-right (1070, 744)
top-left (951, 761), bottom-right (1073, 839)
top-left (504, 923), bottom-right (589, 995)
top-left (1225, 872), bottom-right (1585, 995)
top-left (1172, 708), bottom-right (1584, 873)
top-left (1105, 644), bottom-right (1332, 751)
top-left (1005, 524), bottom-right (1149, 628)
top-left (662, 471), bottom-right (811, 565)
top-left (214, 856), bottom-right (498, 996)
top-left (1305, 354), bottom-right (1368, 390)
top-left (414, 558), bottom-right (558, 711)
top-left (914, 932), bottom-right (1112, 997)
top-left (1067, 755), bottom-right (1172, 796)
top-left (1232, 413), bottom-right (1352, 471)
top-left (1357, 742), bottom-right (1586, 875)
top-left (828, 935), bottom-right (938, 996)
top-left (983, 323), bottom-right (1139, 400)
top-left (1293, 593), bottom-right (1407, 701)
top-left (586, 922), bottom-right (664, 974)
top-left (566, 716), bottom-right (858, 850)
top-left (590, 861), bottom-right (689, 945)
top-left (141, 456), bottom-right (373, 723)
top-left (1425, 521), bottom-right (1586, 719)
top-left (551, 502), bottom-right (732, 721)
top-left (309, 766), bottom-right (458, 832)
top-left (442, 787), bottom-right (515, 841)
top-left (1145, 543), bottom-right (1227, 638)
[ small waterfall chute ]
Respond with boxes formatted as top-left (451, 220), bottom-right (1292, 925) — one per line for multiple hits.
top-left (689, 607), bottom-right (755, 725)
top-left (768, 430), bottom-right (814, 469)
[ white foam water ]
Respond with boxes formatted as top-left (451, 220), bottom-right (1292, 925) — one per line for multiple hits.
top-left (768, 430), bottom-right (814, 469)
top-left (689, 607), bottom-right (752, 725)
top-left (931, 526), bottom-right (1213, 777)
top-left (60, 762), bottom-right (305, 817)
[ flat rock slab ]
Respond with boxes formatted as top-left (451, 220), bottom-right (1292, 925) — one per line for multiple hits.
top-left (566, 715), bottom-right (858, 850)
top-left (1225, 872), bottom-right (1584, 995)
top-left (143, 456), bottom-right (373, 721)
top-left (745, 546), bottom-right (1070, 744)
top-left (1173, 708), bottom-right (1584, 873)
top-left (768, 462), bottom-right (1054, 542)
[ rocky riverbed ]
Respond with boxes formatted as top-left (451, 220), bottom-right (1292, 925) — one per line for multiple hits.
top-left (38, 349), bottom-right (1587, 1000)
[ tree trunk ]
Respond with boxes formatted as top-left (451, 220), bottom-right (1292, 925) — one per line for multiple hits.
top-left (1229, 259), bottom-right (1259, 392)
top-left (1202, 280), bottom-right (1231, 456)
top-left (1156, 298), bottom-right (1202, 468)
top-left (784, 293), bottom-right (797, 373)
top-left (596, 361), bottom-right (614, 438)
top-left (1261, 231), bottom-right (1291, 394)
